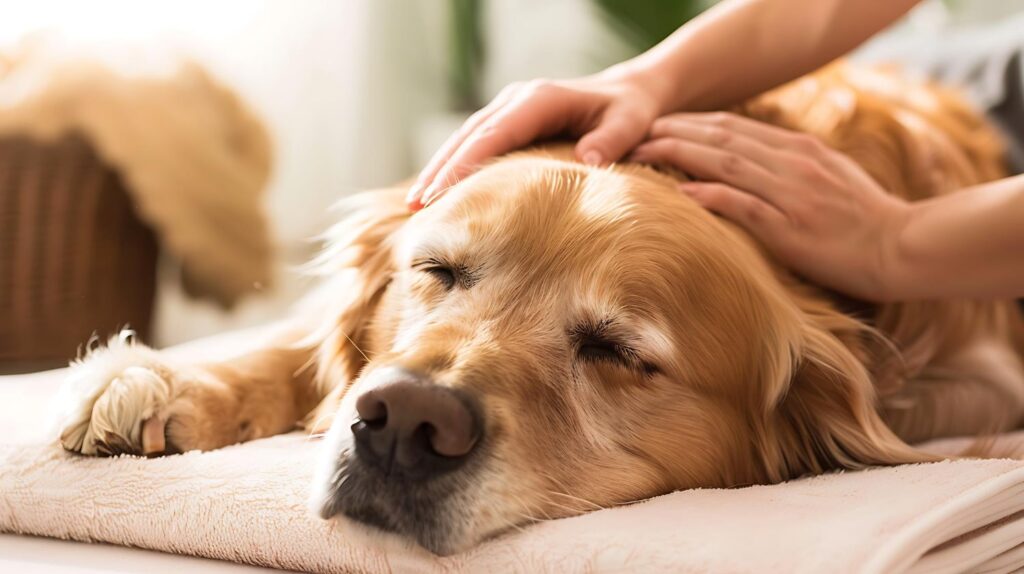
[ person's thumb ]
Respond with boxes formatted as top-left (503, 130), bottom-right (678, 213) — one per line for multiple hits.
top-left (575, 105), bottom-right (650, 165)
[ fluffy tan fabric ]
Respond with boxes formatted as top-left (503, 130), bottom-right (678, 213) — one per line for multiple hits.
top-left (2, 347), bottom-right (1024, 573)
top-left (0, 37), bottom-right (272, 306)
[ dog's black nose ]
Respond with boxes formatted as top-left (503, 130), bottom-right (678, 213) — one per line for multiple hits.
top-left (352, 369), bottom-right (480, 478)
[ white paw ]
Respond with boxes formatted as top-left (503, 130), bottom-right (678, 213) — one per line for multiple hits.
top-left (53, 331), bottom-right (179, 456)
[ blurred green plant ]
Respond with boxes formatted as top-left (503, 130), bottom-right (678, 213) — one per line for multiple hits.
top-left (450, 0), bottom-right (485, 111)
top-left (449, 0), bottom-right (712, 110)
top-left (592, 0), bottom-right (708, 54)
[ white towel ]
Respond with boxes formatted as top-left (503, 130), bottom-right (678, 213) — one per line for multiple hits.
top-left (3, 338), bottom-right (1024, 573)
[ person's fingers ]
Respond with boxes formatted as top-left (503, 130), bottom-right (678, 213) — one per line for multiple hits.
top-left (829, 149), bottom-right (886, 191)
top-left (421, 84), bottom-right (580, 206)
top-left (408, 107), bottom-right (503, 210)
top-left (648, 116), bottom-right (786, 175)
top-left (576, 102), bottom-right (651, 166)
top-left (407, 83), bottom-right (521, 210)
top-left (679, 181), bottom-right (788, 237)
top-left (664, 112), bottom-right (803, 148)
top-left (419, 106), bottom-right (535, 207)
top-left (630, 137), bottom-right (786, 209)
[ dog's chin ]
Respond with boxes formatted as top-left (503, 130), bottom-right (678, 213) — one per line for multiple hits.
top-left (312, 458), bottom-right (485, 555)
top-left (309, 426), bottom-right (486, 555)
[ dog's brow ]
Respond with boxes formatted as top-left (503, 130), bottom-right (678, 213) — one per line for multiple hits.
top-left (410, 242), bottom-right (451, 262)
top-left (634, 322), bottom-right (674, 360)
top-left (397, 218), bottom-right (471, 264)
top-left (603, 318), bottom-right (672, 357)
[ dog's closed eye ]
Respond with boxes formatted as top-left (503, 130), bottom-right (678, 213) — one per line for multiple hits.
top-left (577, 337), bottom-right (625, 363)
top-left (573, 324), bottom-right (659, 376)
top-left (414, 257), bottom-right (463, 290)
top-left (414, 256), bottom-right (481, 290)
top-left (423, 265), bottom-right (457, 289)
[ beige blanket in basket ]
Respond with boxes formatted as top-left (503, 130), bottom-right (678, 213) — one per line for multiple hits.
top-left (3, 332), bottom-right (1024, 573)
top-left (0, 36), bottom-right (272, 306)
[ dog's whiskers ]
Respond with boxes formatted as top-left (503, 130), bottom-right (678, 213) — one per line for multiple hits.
top-left (544, 489), bottom-right (607, 512)
top-left (304, 410), bottom-right (339, 439)
top-left (339, 329), bottom-right (370, 363)
top-left (539, 496), bottom-right (592, 517)
top-left (531, 469), bottom-right (609, 512)
top-left (293, 350), bottom-right (320, 381)
top-left (498, 493), bottom-right (551, 536)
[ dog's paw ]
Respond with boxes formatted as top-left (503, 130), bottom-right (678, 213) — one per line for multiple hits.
top-left (54, 331), bottom-right (184, 456)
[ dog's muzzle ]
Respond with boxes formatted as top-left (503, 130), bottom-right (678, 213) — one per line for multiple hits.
top-left (313, 366), bottom-right (485, 555)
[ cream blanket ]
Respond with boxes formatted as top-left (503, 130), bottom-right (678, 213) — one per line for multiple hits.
top-left (3, 335), bottom-right (1024, 573)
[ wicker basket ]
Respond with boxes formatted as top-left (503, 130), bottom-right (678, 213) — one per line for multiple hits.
top-left (0, 134), bottom-right (158, 373)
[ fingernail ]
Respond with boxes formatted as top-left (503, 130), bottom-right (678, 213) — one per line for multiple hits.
top-left (421, 186), bottom-right (440, 207)
top-left (582, 150), bottom-right (602, 166)
top-left (405, 184), bottom-right (423, 205)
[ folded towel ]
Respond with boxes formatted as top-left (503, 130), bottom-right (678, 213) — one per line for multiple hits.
top-left (3, 344), bottom-right (1024, 573)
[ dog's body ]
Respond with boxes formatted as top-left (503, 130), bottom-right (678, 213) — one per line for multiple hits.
top-left (55, 65), bottom-right (1024, 554)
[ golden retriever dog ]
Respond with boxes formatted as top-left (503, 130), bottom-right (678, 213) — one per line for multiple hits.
top-left (55, 65), bottom-right (1024, 555)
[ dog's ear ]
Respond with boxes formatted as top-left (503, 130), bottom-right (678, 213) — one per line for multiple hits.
top-left (751, 298), bottom-right (940, 482)
top-left (305, 188), bottom-right (410, 401)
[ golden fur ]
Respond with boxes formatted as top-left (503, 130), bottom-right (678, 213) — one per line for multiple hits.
top-left (56, 65), bottom-right (1024, 554)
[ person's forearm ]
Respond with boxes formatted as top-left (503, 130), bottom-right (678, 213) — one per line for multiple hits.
top-left (615, 0), bottom-right (919, 113)
top-left (888, 174), bottom-right (1024, 300)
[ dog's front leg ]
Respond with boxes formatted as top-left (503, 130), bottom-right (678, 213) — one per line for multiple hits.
top-left (55, 324), bottom-right (320, 456)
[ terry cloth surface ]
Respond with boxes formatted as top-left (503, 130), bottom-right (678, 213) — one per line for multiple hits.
top-left (0, 36), bottom-right (273, 306)
top-left (3, 332), bottom-right (1024, 573)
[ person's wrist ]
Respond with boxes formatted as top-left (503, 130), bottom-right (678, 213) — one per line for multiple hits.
top-left (601, 58), bottom-right (676, 114)
top-left (874, 200), bottom-right (919, 302)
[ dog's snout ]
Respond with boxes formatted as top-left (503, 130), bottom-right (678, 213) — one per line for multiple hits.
top-left (352, 371), bottom-right (480, 477)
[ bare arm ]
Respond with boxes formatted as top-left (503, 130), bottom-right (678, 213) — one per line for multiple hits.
top-left (629, 0), bottom-right (920, 112)
top-left (409, 0), bottom-right (919, 210)
top-left (891, 175), bottom-right (1024, 300)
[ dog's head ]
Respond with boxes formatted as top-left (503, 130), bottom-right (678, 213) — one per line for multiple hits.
top-left (309, 147), bottom-right (930, 554)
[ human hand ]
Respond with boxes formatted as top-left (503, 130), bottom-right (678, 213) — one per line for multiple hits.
top-left (407, 66), bottom-right (668, 210)
top-left (629, 112), bottom-right (912, 301)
